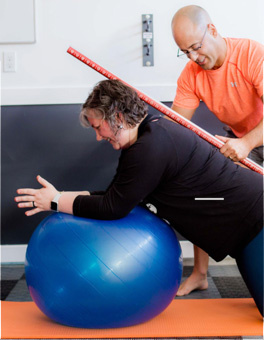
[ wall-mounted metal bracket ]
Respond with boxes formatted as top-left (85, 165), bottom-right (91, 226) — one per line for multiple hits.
top-left (142, 14), bottom-right (153, 67)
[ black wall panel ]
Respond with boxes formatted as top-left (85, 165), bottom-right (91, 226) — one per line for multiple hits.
top-left (1, 102), bottom-right (224, 245)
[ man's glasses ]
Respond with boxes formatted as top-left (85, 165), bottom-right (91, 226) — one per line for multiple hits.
top-left (177, 27), bottom-right (207, 59)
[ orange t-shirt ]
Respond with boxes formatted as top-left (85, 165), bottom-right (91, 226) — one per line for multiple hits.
top-left (173, 38), bottom-right (264, 137)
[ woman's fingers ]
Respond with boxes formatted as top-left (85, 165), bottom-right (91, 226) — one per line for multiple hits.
top-left (37, 175), bottom-right (52, 188)
top-left (17, 201), bottom-right (35, 209)
top-left (15, 195), bottom-right (35, 203)
top-left (25, 207), bottom-right (42, 217)
top-left (15, 176), bottom-right (58, 216)
top-left (16, 188), bottom-right (36, 196)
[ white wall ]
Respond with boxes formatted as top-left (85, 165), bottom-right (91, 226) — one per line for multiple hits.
top-left (1, 0), bottom-right (264, 105)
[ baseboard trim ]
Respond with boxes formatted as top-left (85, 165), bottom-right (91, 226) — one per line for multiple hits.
top-left (0, 241), bottom-right (194, 264)
top-left (1, 245), bottom-right (28, 264)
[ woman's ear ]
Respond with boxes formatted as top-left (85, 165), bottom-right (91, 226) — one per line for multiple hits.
top-left (115, 111), bottom-right (125, 127)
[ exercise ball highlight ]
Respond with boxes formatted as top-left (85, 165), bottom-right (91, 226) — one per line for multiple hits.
top-left (25, 206), bottom-right (182, 328)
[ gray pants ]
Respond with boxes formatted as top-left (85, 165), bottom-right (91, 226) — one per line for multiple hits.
top-left (224, 126), bottom-right (263, 166)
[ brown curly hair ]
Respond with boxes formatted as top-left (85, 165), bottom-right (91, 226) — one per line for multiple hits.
top-left (80, 79), bottom-right (148, 130)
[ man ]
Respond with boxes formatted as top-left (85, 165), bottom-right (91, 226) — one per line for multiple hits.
top-left (171, 5), bottom-right (263, 296)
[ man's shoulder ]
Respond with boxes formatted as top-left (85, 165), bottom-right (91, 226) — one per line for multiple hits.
top-left (226, 37), bottom-right (264, 70)
top-left (226, 37), bottom-right (264, 54)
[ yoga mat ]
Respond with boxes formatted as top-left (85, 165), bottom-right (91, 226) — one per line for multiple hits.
top-left (1, 299), bottom-right (263, 338)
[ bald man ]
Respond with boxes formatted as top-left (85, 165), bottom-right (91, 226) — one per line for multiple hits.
top-left (171, 5), bottom-right (264, 296)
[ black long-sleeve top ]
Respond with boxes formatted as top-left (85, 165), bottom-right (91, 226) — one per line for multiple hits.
top-left (73, 114), bottom-right (263, 261)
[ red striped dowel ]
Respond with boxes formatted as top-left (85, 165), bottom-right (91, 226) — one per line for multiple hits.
top-left (67, 46), bottom-right (263, 175)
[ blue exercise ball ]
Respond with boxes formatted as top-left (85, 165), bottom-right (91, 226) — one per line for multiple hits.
top-left (25, 206), bottom-right (182, 328)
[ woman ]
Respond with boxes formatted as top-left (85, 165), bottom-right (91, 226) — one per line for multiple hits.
top-left (15, 79), bottom-right (263, 316)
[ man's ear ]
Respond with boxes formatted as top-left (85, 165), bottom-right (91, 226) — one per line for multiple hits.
top-left (208, 23), bottom-right (218, 38)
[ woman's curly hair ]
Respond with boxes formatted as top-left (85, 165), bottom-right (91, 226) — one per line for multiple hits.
top-left (80, 79), bottom-right (148, 129)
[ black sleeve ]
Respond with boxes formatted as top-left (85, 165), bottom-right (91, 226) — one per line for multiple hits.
top-left (73, 128), bottom-right (174, 219)
top-left (90, 191), bottom-right (106, 195)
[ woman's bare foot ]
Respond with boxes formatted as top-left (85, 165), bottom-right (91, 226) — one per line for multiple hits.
top-left (176, 272), bottom-right (208, 296)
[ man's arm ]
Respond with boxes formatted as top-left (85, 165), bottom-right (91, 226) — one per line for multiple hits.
top-left (171, 104), bottom-right (196, 120)
top-left (216, 96), bottom-right (264, 162)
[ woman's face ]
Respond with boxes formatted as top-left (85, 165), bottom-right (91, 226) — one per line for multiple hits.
top-left (88, 115), bottom-right (133, 150)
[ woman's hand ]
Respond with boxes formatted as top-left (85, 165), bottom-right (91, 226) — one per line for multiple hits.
top-left (15, 175), bottom-right (59, 216)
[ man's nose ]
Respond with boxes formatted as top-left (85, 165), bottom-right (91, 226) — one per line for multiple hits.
top-left (188, 52), bottom-right (199, 62)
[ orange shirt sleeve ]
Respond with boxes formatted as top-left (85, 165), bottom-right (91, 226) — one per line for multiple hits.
top-left (173, 62), bottom-right (200, 109)
top-left (246, 40), bottom-right (264, 98)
